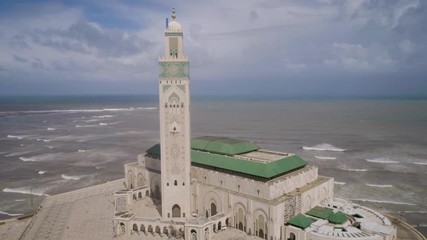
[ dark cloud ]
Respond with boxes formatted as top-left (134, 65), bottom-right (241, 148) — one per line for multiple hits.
top-left (13, 55), bottom-right (29, 63)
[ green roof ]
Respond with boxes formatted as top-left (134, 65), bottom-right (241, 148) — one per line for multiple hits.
top-left (328, 211), bottom-right (348, 224)
top-left (288, 214), bottom-right (315, 229)
top-left (191, 136), bottom-right (259, 155)
top-left (145, 137), bottom-right (307, 179)
top-left (306, 206), bottom-right (334, 219)
top-left (191, 150), bottom-right (306, 179)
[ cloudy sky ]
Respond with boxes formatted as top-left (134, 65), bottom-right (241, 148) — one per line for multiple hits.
top-left (0, 0), bottom-right (426, 97)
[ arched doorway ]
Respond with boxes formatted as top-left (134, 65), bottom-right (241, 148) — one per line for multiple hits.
top-left (146, 190), bottom-right (150, 196)
top-left (235, 207), bottom-right (245, 231)
top-left (191, 229), bottom-right (197, 240)
top-left (288, 232), bottom-right (296, 240)
top-left (218, 221), bottom-right (222, 230)
top-left (119, 222), bottom-right (125, 235)
top-left (255, 214), bottom-right (266, 238)
top-left (155, 226), bottom-right (161, 234)
top-left (163, 227), bottom-right (169, 235)
top-left (141, 224), bottom-right (145, 233)
top-left (128, 171), bottom-right (134, 189)
top-left (138, 192), bottom-right (142, 199)
top-left (132, 223), bottom-right (138, 233)
top-left (172, 204), bottom-right (181, 218)
top-left (204, 227), bottom-right (209, 240)
top-left (211, 202), bottom-right (217, 216)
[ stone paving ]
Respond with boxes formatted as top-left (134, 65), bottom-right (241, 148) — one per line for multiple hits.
top-left (1, 178), bottom-right (424, 240)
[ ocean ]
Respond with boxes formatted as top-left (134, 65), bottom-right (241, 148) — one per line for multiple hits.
top-left (0, 96), bottom-right (426, 236)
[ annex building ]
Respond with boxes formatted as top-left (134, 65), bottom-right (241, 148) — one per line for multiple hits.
top-left (112, 9), bottom-right (397, 240)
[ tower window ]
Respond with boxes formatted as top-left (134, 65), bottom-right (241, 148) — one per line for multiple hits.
top-left (182, 182), bottom-right (185, 186)
top-left (165, 103), bottom-right (168, 108)
top-left (167, 182), bottom-right (169, 186)
top-left (174, 180), bottom-right (177, 186)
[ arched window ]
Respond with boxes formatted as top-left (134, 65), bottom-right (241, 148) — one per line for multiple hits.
top-left (211, 202), bottom-right (217, 216)
top-left (172, 204), bottom-right (181, 218)
top-left (132, 224), bottom-right (138, 232)
top-left (288, 232), bottom-right (296, 240)
top-left (174, 180), bottom-right (177, 186)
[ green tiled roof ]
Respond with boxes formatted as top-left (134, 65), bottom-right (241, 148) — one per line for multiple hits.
top-left (145, 137), bottom-right (307, 179)
top-left (306, 206), bottom-right (334, 219)
top-left (191, 150), bottom-right (306, 179)
top-left (191, 136), bottom-right (259, 155)
top-left (328, 211), bottom-right (348, 224)
top-left (288, 214), bottom-right (315, 229)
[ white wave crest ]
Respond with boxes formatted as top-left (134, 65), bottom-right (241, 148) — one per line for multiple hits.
top-left (99, 122), bottom-right (108, 126)
top-left (0, 210), bottom-right (23, 217)
top-left (84, 119), bottom-right (101, 122)
top-left (19, 157), bottom-right (36, 162)
top-left (303, 143), bottom-right (346, 152)
top-left (137, 107), bottom-right (157, 110)
top-left (366, 184), bottom-right (393, 188)
top-left (61, 174), bottom-right (81, 180)
top-left (94, 115), bottom-right (114, 118)
top-left (47, 128), bottom-right (56, 131)
top-left (339, 168), bottom-right (368, 172)
top-left (352, 198), bottom-right (416, 206)
top-left (14, 199), bottom-right (25, 202)
top-left (413, 162), bottom-right (427, 165)
top-left (75, 124), bottom-right (98, 128)
top-left (77, 150), bottom-right (86, 153)
top-left (401, 211), bottom-right (427, 214)
top-left (5, 151), bottom-right (32, 157)
top-left (366, 158), bottom-right (399, 164)
top-left (334, 181), bottom-right (346, 185)
top-left (7, 135), bottom-right (29, 140)
top-left (315, 156), bottom-right (336, 160)
top-left (2, 187), bottom-right (46, 196)
top-left (38, 170), bottom-right (46, 175)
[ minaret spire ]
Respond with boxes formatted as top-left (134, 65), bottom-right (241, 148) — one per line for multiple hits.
top-left (171, 8), bottom-right (176, 20)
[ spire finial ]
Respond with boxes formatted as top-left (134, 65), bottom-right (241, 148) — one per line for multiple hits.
top-left (172, 8), bottom-right (176, 20)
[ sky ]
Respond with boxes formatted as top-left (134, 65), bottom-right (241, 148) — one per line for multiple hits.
top-left (0, 0), bottom-right (426, 97)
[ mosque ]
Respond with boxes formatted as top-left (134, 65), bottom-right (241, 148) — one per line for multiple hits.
top-left (112, 9), bottom-right (397, 240)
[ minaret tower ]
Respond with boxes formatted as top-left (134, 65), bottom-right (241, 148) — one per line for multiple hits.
top-left (159, 8), bottom-right (191, 220)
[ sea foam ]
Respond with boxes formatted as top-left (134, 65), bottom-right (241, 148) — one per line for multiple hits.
top-left (339, 168), bottom-right (368, 172)
top-left (19, 157), bottom-right (36, 162)
top-left (61, 174), bottom-right (81, 180)
top-left (334, 181), bottom-right (346, 185)
top-left (7, 135), bottom-right (29, 140)
top-left (38, 170), bottom-right (46, 175)
top-left (413, 162), bottom-right (427, 166)
top-left (366, 184), bottom-right (393, 188)
top-left (366, 158), bottom-right (399, 164)
top-left (303, 143), bottom-right (346, 152)
top-left (352, 198), bottom-right (416, 206)
top-left (2, 187), bottom-right (46, 196)
top-left (0, 210), bottom-right (23, 217)
top-left (315, 156), bottom-right (336, 160)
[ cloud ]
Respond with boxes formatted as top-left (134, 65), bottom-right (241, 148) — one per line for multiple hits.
top-left (323, 43), bottom-right (398, 71)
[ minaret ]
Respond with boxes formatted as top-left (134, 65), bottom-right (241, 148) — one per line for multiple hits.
top-left (159, 8), bottom-right (191, 220)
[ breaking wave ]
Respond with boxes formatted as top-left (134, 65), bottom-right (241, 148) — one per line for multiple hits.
top-left (77, 150), bottom-right (86, 153)
top-left (7, 135), bottom-right (30, 140)
top-left (94, 115), bottom-right (114, 118)
top-left (413, 162), bottom-right (427, 166)
top-left (339, 168), bottom-right (368, 172)
top-left (75, 124), bottom-right (98, 128)
top-left (365, 158), bottom-right (399, 164)
top-left (61, 174), bottom-right (81, 180)
top-left (366, 184), bottom-right (393, 188)
top-left (19, 157), bottom-right (36, 162)
top-left (38, 170), bottom-right (46, 175)
top-left (352, 198), bottom-right (416, 206)
top-left (334, 181), bottom-right (346, 185)
top-left (2, 187), bottom-right (47, 196)
top-left (315, 156), bottom-right (336, 160)
top-left (0, 107), bottom-right (157, 116)
top-left (303, 143), bottom-right (346, 152)
top-left (47, 128), bottom-right (55, 131)
top-left (0, 210), bottom-right (23, 217)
